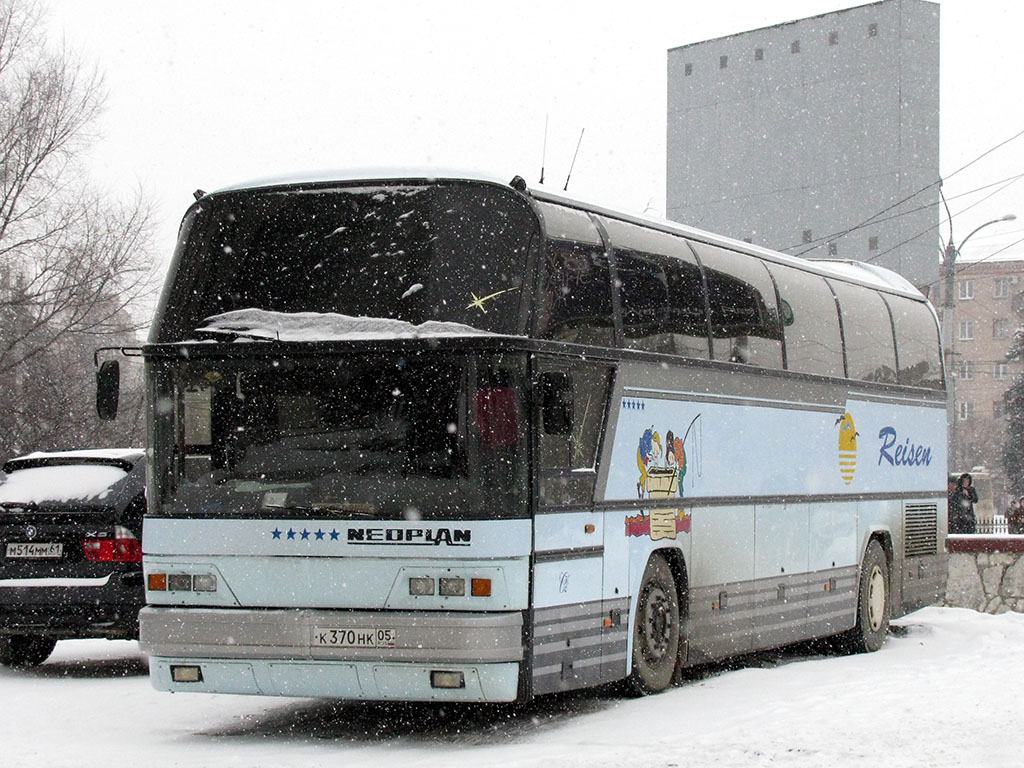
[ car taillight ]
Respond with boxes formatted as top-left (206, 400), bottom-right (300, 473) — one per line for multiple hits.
top-left (82, 525), bottom-right (142, 563)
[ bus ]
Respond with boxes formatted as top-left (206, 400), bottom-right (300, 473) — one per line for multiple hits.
top-left (99, 171), bottom-right (948, 702)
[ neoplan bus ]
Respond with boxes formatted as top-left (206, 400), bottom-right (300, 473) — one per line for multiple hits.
top-left (97, 171), bottom-right (947, 702)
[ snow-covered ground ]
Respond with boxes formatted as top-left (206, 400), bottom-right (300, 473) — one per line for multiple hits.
top-left (2, 606), bottom-right (1020, 767)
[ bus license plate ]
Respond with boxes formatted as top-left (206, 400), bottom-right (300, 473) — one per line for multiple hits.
top-left (313, 627), bottom-right (396, 648)
top-left (6, 542), bottom-right (63, 559)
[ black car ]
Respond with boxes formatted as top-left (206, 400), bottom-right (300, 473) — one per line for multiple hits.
top-left (0, 449), bottom-right (146, 667)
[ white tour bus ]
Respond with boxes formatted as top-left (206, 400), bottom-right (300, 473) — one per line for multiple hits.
top-left (96, 171), bottom-right (947, 702)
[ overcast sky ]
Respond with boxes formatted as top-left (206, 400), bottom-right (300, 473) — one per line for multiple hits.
top-left (43, 0), bottom-right (1024, 274)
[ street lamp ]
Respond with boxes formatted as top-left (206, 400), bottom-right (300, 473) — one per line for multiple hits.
top-left (941, 211), bottom-right (1017, 471)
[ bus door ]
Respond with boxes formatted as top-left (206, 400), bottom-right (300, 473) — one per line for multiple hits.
top-left (531, 360), bottom-right (616, 694)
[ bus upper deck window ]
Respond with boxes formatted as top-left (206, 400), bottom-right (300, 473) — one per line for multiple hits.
top-left (474, 387), bottom-right (519, 447)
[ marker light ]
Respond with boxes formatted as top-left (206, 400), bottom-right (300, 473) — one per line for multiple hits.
top-left (167, 574), bottom-right (193, 591)
top-left (192, 573), bottom-right (218, 592)
top-left (148, 573), bottom-right (167, 591)
top-left (439, 577), bottom-right (465, 597)
top-left (471, 578), bottom-right (492, 597)
top-left (170, 665), bottom-right (203, 683)
top-left (409, 577), bottom-right (435, 596)
top-left (430, 670), bottom-right (465, 689)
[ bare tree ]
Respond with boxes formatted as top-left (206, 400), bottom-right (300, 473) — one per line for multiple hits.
top-left (0, 0), bottom-right (154, 460)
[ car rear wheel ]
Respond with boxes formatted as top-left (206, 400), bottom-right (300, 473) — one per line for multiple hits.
top-left (0, 635), bottom-right (57, 667)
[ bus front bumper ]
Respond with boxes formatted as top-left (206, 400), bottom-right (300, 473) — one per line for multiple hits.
top-left (139, 606), bottom-right (524, 701)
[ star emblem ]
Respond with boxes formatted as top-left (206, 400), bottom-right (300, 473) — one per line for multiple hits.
top-left (271, 528), bottom-right (282, 539)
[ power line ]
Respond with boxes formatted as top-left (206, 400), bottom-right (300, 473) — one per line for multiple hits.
top-left (780, 127), bottom-right (1024, 258)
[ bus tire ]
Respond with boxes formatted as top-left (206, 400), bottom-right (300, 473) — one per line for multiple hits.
top-left (0, 635), bottom-right (57, 668)
top-left (846, 540), bottom-right (890, 653)
top-left (629, 553), bottom-right (680, 694)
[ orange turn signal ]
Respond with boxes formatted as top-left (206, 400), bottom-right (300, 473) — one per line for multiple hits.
top-left (148, 573), bottom-right (167, 591)
top-left (471, 578), bottom-right (492, 597)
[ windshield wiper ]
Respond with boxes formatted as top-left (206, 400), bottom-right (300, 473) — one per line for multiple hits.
top-left (262, 503), bottom-right (378, 518)
top-left (192, 327), bottom-right (275, 342)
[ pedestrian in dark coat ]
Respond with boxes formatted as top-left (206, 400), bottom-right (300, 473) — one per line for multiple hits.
top-left (949, 473), bottom-right (979, 534)
top-left (1009, 496), bottom-right (1024, 535)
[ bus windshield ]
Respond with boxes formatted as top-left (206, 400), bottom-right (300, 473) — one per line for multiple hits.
top-left (152, 181), bottom-right (537, 343)
top-left (152, 351), bottom-right (528, 521)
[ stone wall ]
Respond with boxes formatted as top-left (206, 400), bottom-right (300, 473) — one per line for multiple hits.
top-left (944, 537), bottom-right (1024, 613)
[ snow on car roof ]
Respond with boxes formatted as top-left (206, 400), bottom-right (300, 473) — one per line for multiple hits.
top-left (0, 449), bottom-right (144, 505)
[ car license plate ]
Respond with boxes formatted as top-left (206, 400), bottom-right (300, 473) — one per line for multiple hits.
top-left (312, 627), bottom-right (396, 648)
top-left (5, 542), bottom-right (64, 559)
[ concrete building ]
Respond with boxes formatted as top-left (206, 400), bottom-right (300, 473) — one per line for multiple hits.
top-left (940, 259), bottom-right (1024, 497)
top-left (666, 0), bottom-right (940, 290)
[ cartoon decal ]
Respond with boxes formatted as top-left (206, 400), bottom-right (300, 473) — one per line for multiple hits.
top-left (837, 411), bottom-right (858, 486)
top-left (636, 414), bottom-right (702, 499)
top-left (625, 509), bottom-right (691, 540)
top-left (627, 414), bottom-right (702, 541)
top-left (636, 428), bottom-right (663, 498)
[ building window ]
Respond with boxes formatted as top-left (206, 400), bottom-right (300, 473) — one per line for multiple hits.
top-left (995, 362), bottom-right (1010, 380)
top-left (959, 401), bottom-right (974, 421)
top-left (827, 242), bottom-right (838, 256)
top-left (720, 55), bottom-right (728, 69)
top-left (868, 235), bottom-right (879, 251)
top-left (791, 40), bottom-right (800, 54)
top-left (802, 229), bottom-right (812, 243)
top-left (958, 279), bottom-right (974, 300)
top-left (959, 319), bottom-right (974, 340)
top-left (829, 31), bottom-right (839, 46)
top-left (994, 319), bottom-right (1010, 339)
top-left (755, 47), bottom-right (764, 61)
top-left (994, 277), bottom-right (1011, 298)
top-left (868, 23), bottom-right (878, 37)
top-left (685, 62), bottom-right (693, 76)
top-left (995, 401), bottom-right (1005, 419)
top-left (958, 361), bottom-right (972, 380)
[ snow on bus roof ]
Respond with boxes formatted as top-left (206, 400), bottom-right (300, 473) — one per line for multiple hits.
top-left (194, 309), bottom-right (501, 343)
top-left (211, 167), bottom-right (514, 194)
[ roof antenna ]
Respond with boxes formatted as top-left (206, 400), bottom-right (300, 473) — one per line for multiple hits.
top-left (564, 128), bottom-right (584, 191)
top-left (539, 114), bottom-right (548, 184)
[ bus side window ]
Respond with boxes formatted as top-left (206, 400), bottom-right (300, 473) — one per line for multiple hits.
top-left (600, 216), bottom-right (711, 359)
top-left (765, 262), bottom-right (845, 377)
top-left (690, 242), bottom-right (783, 369)
top-left (538, 363), bottom-right (613, 507)
top-left (829, 280), bottom-right (898, 384)
top-left (884, 294), bottom-right (944, 390)
top-left (534, 203), bottom-right (615, 347)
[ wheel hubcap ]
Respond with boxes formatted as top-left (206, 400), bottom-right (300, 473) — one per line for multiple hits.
top-left (643, 586), bottom-right (672, 660)
top-left (866, 565), bottom-right (886, 631)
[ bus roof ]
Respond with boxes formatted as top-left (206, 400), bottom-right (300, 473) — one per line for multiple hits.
top-left (203, 170), bottom-right (928, 302)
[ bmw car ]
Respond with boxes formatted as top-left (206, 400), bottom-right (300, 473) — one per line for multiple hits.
top-left (0, 449), bottom-right (146, 667)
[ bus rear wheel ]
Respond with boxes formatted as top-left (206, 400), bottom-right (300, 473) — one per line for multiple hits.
top-left (845, 540), bottom-right (890, 653)
top-left (629, 554), bottom-right (680, 694)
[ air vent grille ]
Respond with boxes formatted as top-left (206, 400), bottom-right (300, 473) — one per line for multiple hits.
top-left (904, 503), bottom-right (939, 557)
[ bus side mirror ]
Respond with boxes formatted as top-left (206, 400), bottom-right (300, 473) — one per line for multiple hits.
top-left (541, 372), bottom-right (573, 435)
top-left (96, 359), bottom-right (121, 421)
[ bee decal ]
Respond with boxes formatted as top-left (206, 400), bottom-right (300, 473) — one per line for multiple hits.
top-left (836, 412), bottom-right (858, 486)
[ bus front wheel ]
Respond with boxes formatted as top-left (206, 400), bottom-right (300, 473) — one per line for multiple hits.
top-left (629, 553), bottom-right (680, 694)
top-left (846, 540), bottom-right (890, 653)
